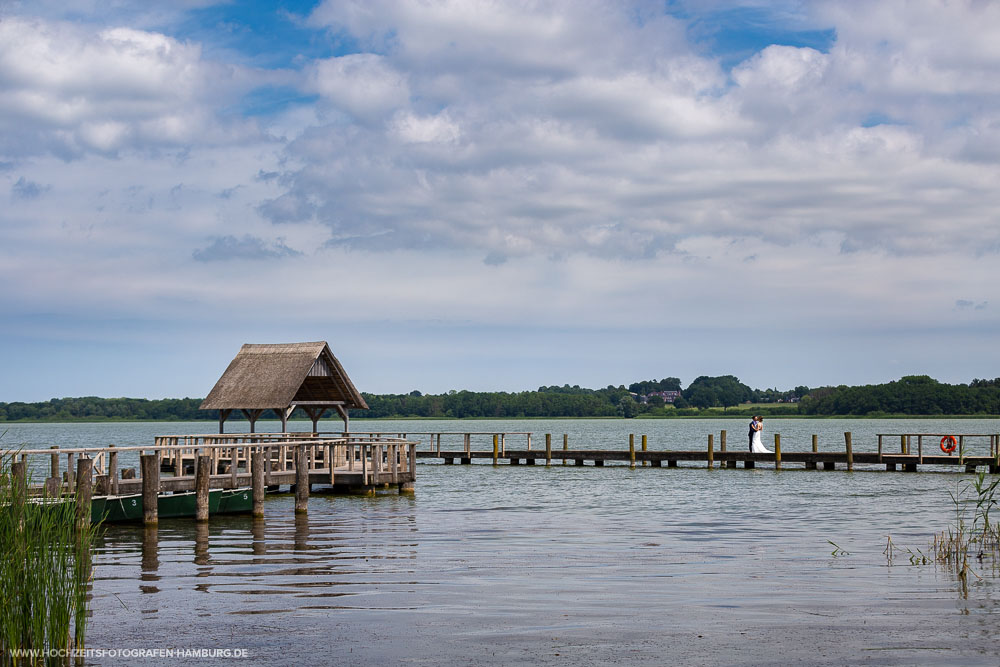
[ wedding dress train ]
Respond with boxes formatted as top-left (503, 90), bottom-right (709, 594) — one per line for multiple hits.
top-left (750, 427), bottom-right (772, 453)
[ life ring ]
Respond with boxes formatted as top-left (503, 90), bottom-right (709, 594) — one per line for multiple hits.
top-left (940, 435), bottom-right (957, 454)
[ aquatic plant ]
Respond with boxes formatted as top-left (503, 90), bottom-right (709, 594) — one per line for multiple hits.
top-left (0, 449), bottom-right (97, 666)
top-left (926, 472), bottom-right (1000, 596)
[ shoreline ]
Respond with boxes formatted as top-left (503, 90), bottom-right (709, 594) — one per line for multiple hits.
top-left (1, 413), bottom-right (998, 424)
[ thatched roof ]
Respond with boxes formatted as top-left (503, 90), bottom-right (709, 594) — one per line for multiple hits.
top-left (199, 342), bottom-right (369, 411)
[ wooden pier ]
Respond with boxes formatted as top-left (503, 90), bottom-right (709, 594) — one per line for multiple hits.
top-left (3, 433), bottom-right (417, 524)
top-left (408, 431), bottom-right (1000, 473)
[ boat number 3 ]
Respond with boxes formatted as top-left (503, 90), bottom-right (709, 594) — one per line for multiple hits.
top-left (130, 499), bottom-right (137, 506)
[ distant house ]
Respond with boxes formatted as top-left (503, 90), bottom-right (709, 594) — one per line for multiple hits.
top-left (644, 390), bottom-right (682, 403)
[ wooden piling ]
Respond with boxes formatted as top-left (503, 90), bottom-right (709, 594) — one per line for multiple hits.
top-left (545, 433), bottom-right (552, 466)
top-left (50, 445), bottom-right (59, 480)
top-left (140, 454), bottom-right (159, 525)
top-left (294, 445), bottom-right (309, 514)
top-left (109, 444), bottom-right (119, 495)
top-left (723, 430), bottom-right (736, 468)
top-left (803, 434), bottom-right (818, 469)
top-left (75, 457), bottom-right (93, 530)
top-left (629, 434), bottom-right (636, 469)
top-left (641, 434), bottom-right (648, 466)
top-left (774, 434), bottom-right (781, 470)
top-left (195, 455), bottom-right (211, 522)
top-left (11, 460), bottom-right (26, 495)
top-left (845, 432), bottom-right (853, 471)
top-left (493, 434), bottom-right (499, 466)
top-left (707, 434), bottom-right (714, 469)
top-left (230, 445), bottom-right (239, 488)
top-left (900, 434), bottom-right (907, 454)
top-left (251, 450), bottom-right (265, 518)
top-left (563, 434), bottom-right (568, 466)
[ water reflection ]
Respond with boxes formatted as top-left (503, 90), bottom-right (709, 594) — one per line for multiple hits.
top-left (251, 517), bottom-right (266, 558)
top-left (193, 521), bottom-right (210, 570)
top-left (139, 525), bottom-right (158, 590)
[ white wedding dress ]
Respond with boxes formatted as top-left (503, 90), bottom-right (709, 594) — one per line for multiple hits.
top-left (750, 425), bottom-right (772, 453)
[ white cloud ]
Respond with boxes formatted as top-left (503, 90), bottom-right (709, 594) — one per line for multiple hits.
top-left (308, 54), bottom-right (409, 121)
top-left (0, 16), bottom-right (266, 156)
top-left (390, 110), bottom-right (460, 144)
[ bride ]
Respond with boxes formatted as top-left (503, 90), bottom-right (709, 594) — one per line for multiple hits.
top-left (749, 416), bottom-right (772, 453)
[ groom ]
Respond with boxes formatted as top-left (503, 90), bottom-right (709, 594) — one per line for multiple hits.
top-left (748, 415), bottom-right (760, 451)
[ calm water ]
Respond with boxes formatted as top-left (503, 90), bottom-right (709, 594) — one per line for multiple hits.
top-left (6, 419), bottom-right (1000, 665)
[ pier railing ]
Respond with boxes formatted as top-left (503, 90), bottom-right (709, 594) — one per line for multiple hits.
top-left (394, 430), bottom-right (1000, 473)
top-left (877, 433), bottom-right (1000, 462)
top-left (345, 431), bottom-right (533, 456)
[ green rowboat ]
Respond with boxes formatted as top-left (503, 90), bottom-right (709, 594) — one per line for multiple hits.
top-left (99, 489), bottom-right (223, 523)
top-left (22, 487), bottom-right (254, 524)
top-left (217, 487), bottom-right (253, 515)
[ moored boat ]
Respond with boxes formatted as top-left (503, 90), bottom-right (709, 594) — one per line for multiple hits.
top-left (217, 487), bottom-right (253, 515)
top-left (24, 495), bottom-right (108, 524)
top-left (99, 489), bottom-right (223, 523)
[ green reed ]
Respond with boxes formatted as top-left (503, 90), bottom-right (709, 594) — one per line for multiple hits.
top-left (926, 472), bottom-right (1000, 596)
top-left (1, 452), bottom-right (98, 666)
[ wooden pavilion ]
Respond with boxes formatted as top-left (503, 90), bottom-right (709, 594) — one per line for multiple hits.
top-left (199, 342), bottom-right (369, 433)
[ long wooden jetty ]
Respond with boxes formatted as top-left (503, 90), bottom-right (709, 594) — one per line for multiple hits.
top-left (406, 431), bottom-right (1000, 473)
top-left (3, 433), bottom-right (417, 524)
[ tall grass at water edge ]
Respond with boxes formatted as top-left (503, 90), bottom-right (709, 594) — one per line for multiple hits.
top-left (887, 471), bottom-right (1000, 597)
top-left (1, 443), bottom-right (97, 666)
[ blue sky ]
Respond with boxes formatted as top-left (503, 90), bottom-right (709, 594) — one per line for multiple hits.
top-left (1, 0), bottom-right (999, 401)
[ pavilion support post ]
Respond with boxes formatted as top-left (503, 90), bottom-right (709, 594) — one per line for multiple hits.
top-left (218, 409), bottom-right (232, 434)
top-left (303, 407), bottom-right (325, 436)
top-left (280, 406), bottom-right (295, 434)
top-left (335, 405), bottom-right (350, 433)
top-left (241, 409), bottom-right (263, 434)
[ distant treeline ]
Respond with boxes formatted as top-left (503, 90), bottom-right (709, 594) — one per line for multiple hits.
top-left (2, 375), bottom-right (1000, 422)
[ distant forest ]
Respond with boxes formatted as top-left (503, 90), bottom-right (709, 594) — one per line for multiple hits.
top-left (2, 375), bottom-right (1000, 422)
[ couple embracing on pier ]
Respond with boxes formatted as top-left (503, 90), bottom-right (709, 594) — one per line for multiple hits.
top-left (748, 416), bottom-right (771, 453)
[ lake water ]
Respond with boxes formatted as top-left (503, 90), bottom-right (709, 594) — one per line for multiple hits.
top-left (5, 418), bottom-right (1000, 665)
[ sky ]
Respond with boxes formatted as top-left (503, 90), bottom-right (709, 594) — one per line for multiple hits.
top-left (1, 0), bottom-right (999, 402)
